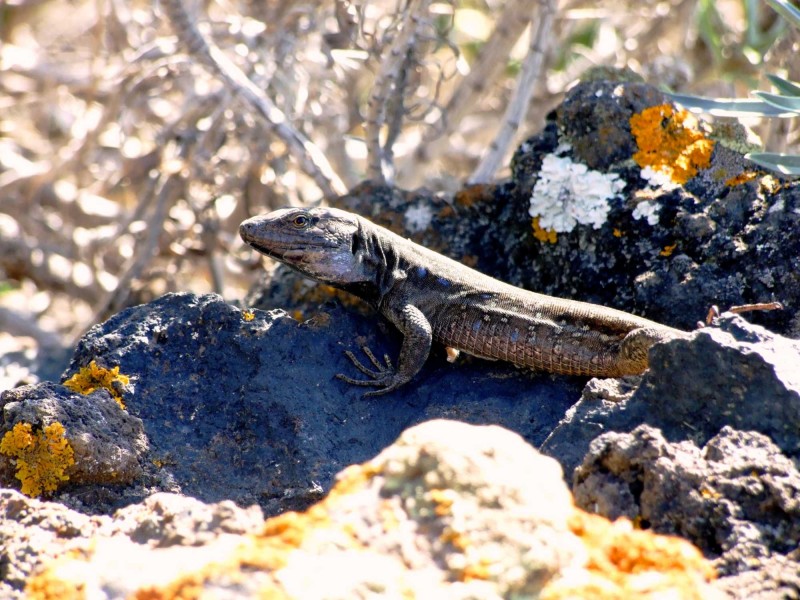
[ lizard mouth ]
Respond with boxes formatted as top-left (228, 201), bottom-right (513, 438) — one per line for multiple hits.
top-left (245, 240), bottom-right (339, 262)
top-left (244, 241), bottom-right (283, 259)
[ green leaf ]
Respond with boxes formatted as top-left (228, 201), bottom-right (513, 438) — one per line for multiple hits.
top-left (764, 0), bottom-right (800, 29)
top-left (753, 90), bottom-right (800, 112)
top-left (666, 92), bottom-right (795, 117)
top-left (767, 74), bottom-right (800, 97)
top-left (745, 152), bottom-right (800, 174)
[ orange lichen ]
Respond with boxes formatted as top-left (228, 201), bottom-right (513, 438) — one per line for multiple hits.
top-left (430, 488), bottom-right (455, 517)
top-left (532, 217), bottom-right (558, 244)
top-left (103, 460), bottom-right (380, 599)
top-left (63, 360), bottom-right (129, 409)
top-left (0, 422), bottom-right (75, 497)
top-left (542, 509), bottom-right (715, 599)
top-left (25, 552), bottom-right (87, 600)
top-left (454, 184), bottom-right (494, 207)
top-left (700, 487), bottom-right (722, 500)
top-left (440, 526), bottom-right (470, 552)
top-left (760, 174), bottom-right (782, 195)
top-left (630, 104), bottom-right (715, 184)
top-left (461, 557), bottom-right (493, 582)
top-left (660, 243), bottom-right (677, 257)
top-left (242, 309), bottom-right (256, 322)
top-left (724, 171), bottom-right (759, 187)
top-left (24, 445), bottom-right (717, 599)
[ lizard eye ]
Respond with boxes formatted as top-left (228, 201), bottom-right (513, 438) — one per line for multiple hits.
top-left (291, 214), bottom-right (310, 228)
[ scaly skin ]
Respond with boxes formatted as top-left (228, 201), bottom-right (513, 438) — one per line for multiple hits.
top-left (240, 207), bottom-right (686, 396)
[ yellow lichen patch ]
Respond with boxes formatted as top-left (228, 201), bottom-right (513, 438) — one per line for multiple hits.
top-left (378, 498), bottom-right (401, 532)
top-left (430, 488), bottom-right (456, 517)
top-left (461, 556), bottom-right (494, 582)
top-left (724, 171), bottom-right (759, 187)
top-left (26, 576), bottom-right (85, 600)
top-left (532, 217), bottom-right (558, 244)
top-left (105, 461), bottom-right (380, 599)
top-left (454, 184), bottom-right (493, 208)
top-left (0, 422), bottom-right (75, 497)
top-left (613, 228), bottom-right (623, 238)
top-left (25, 548), bottom-right (89, 600)
top-left (542, 509), bottom-right (715, 599)
top-left (440, 526), bottom-right (470, 552)
top-left (630, 104), bottom-right (715, 184)
top-left (328, 460), bottom-right (381, 499)
top-left (242, 309), bottom-right (256, 322)
top-left (760, 174), bottom-right (782, 195)
top-left (660, 243), bottom-right (677, 257)
top-left (63, 360), bottom-right (129, 409)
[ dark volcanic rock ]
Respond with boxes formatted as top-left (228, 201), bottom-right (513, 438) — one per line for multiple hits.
top-left (0, 383), bottom-right (147, 493)
top-left (540, 313), bottom-right (800, 478)
top-left (3, 78), bottom-right (799, 597)
top-left (0, 489), bottom-right (96, 595)
top-left (555, 81), bottom-right (667, 170)
top-left (259, 81), bottom-right (799, 338)
top-left (572, 425), bottom-right (800, 598)
top-left (7, 421), bottom-right (719, 599)
top-left (0, 489), bottom-right (264, 599)
top-left (48, 292), bottom-right (580, 515)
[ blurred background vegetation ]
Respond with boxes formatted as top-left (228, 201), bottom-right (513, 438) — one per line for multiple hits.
top-left (0, 0), bottom-right (798, 385)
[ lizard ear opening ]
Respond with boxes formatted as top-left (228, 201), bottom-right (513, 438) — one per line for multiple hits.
top-left (350, 222), bottom-right (364, 256)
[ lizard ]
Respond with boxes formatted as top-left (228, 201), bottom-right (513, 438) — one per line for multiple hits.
top-left (239, 206), bottom-right (688, 397)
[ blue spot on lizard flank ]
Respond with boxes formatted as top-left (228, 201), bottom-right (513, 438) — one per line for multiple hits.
top-left (416, 266), bottom-right (428, 278)
top-left (510, 330), bottom-right (520, 342)
top-left (437, 277), bottom-right (451, 286)
top-left (472, 320), bottom-right (482, 332)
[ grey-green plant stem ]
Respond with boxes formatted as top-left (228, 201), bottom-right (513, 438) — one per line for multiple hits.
top-left (469, 0), bottom-right (556, 183)
top-left (160, 0), bottom-right (347, 197)
top-left (398, 0), bottom-right (537, 184)
top-left (365, 0), bottom-right (432, 183)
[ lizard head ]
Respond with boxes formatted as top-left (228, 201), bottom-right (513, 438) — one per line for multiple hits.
top-left (239, 207), bottom-right (372, 285)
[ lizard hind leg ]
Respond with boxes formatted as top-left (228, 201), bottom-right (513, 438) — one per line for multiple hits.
top-left (336, 347), bottom-right (408, 397)
top-left (617, 326), bottom-right (682, 376)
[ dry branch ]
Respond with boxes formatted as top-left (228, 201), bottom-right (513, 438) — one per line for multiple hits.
top-left (469, 0), bottom-right (556, 183)
top-left (0, 232), bottom-right (100, 306)
top-left (88, 167), bottom-right (182, 326)
top-left (365, 0), bottom-right (432, 183)
top-left (159, 0), bottom-right (347, 198)
top-left (398, 0), bottom-right (538, 183)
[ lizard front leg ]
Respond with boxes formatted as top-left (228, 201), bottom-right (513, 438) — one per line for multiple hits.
top-left (337, 303), bottom-right (432, 397)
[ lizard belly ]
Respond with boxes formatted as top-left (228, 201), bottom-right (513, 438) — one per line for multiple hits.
top-left (431, 306), bottom-right (632, 377)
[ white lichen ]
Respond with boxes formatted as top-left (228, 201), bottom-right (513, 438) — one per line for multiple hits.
top-left (640, 165), bottom-right (678, 190)
top-left (767, 198), bottom-right (784, 214)
top-left (403, 203), bottom-right (434, 234)
top-left (632, 200), bottom-right (660, 226)
top-left (528, 154), bottom-right (626, 233)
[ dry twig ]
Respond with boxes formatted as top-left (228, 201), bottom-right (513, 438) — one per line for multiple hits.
top-left (398, 0), bottom-right (538, 183)
top-left (364, 0), bottom-right (432, 183)
top-left (159, 0), bottom-right (347, 197)
top-left (469, 0), bottom-right (556, 183)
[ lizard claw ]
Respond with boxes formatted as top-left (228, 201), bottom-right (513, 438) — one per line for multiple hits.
top-left (336, 346), bottom-right (405, 397)
top-left (342, 347), bottom-right (393, 378)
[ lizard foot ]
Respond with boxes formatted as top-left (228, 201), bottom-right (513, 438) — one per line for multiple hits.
top-left (336, 347), bottom-right (406, 397)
